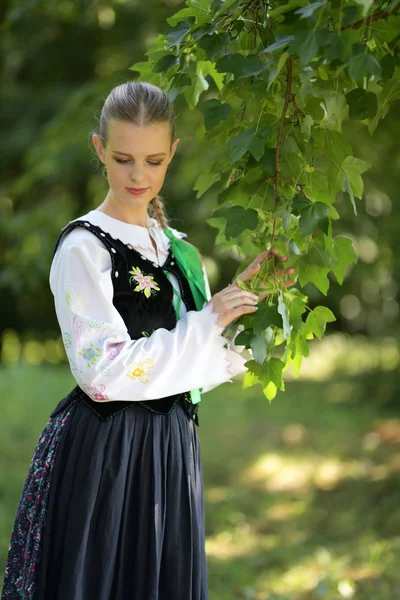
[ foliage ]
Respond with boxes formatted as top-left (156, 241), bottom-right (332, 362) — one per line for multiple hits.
top-left (131, 0), bottom-right (400, 400)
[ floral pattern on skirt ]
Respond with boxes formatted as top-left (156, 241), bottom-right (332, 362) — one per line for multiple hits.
top-left (1, 402), bottom-right (75, 599)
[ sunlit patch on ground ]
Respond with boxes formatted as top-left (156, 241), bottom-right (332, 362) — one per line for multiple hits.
top-left (239, 453), bottom-right (389, 493)
top-left (283, 332), bottom-right (399, 381)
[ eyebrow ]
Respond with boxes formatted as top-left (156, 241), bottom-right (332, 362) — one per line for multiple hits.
top-left (112, 151), bottom-right (167, 158)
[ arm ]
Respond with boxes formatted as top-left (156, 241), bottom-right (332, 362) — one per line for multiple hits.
top-left (50, 228), bottom-right (247, 402)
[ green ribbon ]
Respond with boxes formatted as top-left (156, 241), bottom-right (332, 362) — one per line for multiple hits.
top-left (163, 227), bottom-right (209, 405)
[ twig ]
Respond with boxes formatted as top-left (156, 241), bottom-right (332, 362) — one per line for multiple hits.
top-left (341, 0), bottom-right (400, 29)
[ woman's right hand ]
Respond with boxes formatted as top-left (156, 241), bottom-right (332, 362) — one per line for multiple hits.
top-left (206, 284), bottom-right (259, 329)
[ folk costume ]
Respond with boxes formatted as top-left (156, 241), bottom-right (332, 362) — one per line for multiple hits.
top-left (1, 209), bottom-right (248, 600)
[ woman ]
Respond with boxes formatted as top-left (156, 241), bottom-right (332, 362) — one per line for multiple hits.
top-left (2, 81), bottom-right (293, 600)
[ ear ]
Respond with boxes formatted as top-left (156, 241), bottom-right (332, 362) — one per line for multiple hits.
top-left (168, 138), bottom-right (180, 163)
top-left (92, 133), bottom-right (106, 164)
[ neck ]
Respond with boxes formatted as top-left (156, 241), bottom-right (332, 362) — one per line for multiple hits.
top-left (97, 196), bottom-right (150, 227)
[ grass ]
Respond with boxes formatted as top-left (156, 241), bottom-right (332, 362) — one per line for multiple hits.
top-left (1, 362), bottom-right (400, 599)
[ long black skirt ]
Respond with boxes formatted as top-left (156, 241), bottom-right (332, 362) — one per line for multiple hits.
top-left (2, 387), bottom-right (208, 600)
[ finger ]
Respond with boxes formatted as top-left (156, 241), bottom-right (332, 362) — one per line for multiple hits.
top-left (224, 293), bottom-right (259, 309)
top-left (230, 305), bottom-right (258, 320)
top-left (258, 292), bottom-right (269, 301)
top-left (224, 284), bottom-right (258, 299)
top-left (275, 267), bottom-right (296, 278)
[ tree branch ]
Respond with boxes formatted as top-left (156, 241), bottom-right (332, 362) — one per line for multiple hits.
top-left (271, 55), bottom-right (292, 250)
top-left (341, 0), bottom-right (400, 30)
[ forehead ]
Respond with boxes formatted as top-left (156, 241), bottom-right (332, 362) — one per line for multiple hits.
top-left (107, 119), bottom-right (170, 153)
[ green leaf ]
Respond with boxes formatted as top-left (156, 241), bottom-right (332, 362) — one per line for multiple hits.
top-left (166, 6), bottom-right (202, 27)
top-left (183, 69), bottom-right (209, 109)
top-left (165, 21), bottom-right (191, 50)
top-left (337, 156), bottom-right (371, 215)
top-left (263, 35), bottom-right (295, 53)
top-left (331, 236), bottom-right (357, 284)
top-left (252, 301), bottom-right (283, 333)
top-left (193, 172), bottom-right (221, 198)
top-left (321, 32), bottom-right (343, 60)
top-left (301, 114), bottom-right (314, 137)
top-left (216, 206), bottom-right (259, 239)
top-left (202, 99), bottom-right (232, 131)
top-left (216, 53), bottom-right (264, 79)
top-left (353, 0), bottom-right (374, 17)
top-left (260, 358), bottom-right (285, 400)
top-left (298, 262), bottom-right (330, 295)
top-left (198, 32), bottom-right (230, 61)
top-left (289, 29), bottom-right (324, 64)
top-left (292, 195), bottom-right (330, 237)
top-left (346, 89), bottom-right (378, 120)
top-left (250, 332), bottom-right (268, 365)
top-left (320, 91), bottom-right (347, 132)
top-left (278, 292), bottom-right (291, 340)
top-left (295, 1), bottom-right (326, 19)
top-left (267, 51), bottom-right (290, 90)
top-left (235, 329), bottom-right (253, 348)
top-left (226, 127), bottom-right (266, 163)
top-left (197, 60), bottom-right (225, 91)
top-left (304, 305), bottom-right (336, 339)
top-left (153, 54), bottom-right (179, 73)
top-left (348, 53), bottom-right (382, 81)
top-left (290, 298), bottom-right (307, 330)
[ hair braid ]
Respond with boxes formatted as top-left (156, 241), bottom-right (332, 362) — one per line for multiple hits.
top-left (149, 195), bottom-right (169, 230)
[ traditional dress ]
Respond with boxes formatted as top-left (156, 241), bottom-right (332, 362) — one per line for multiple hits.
top-left (1, 209), bottom-right (248, 600)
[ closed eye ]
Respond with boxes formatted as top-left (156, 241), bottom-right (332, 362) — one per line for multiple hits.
top-left (114, 158), bottom-right (163, 166)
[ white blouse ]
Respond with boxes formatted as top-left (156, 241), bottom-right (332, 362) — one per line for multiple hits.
top-left (49, 209), bottom-right (249, 402)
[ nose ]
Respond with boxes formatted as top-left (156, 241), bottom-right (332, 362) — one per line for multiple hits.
top-left (129, 164), bottom-right (146, 185)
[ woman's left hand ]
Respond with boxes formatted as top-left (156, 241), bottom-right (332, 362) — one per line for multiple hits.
top-left (234, 248), bottom-right (296, 302)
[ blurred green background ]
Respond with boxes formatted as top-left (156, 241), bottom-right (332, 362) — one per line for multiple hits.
top-left (1, 0), bottom-right (400, 598)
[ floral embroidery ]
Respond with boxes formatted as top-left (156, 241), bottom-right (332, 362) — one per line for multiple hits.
top-left (106, 341), bottom-right (125, 360)
top-left (126, 358), bottom-right (155, 383)
top-left (72, 313), bottom-right (83, 348)
top-left (78, 342), bottom-right (102, 367)
top-left (128, 266), bottom-right (160, 298)
top-left (101, 365), bottom-right (111, 377)
top-left (63, 332), bottom-right (72, 349)
top-left (1, 403), bottom-right (74, 599)
top-left (141, 329), bottom-right (155, 338)
top-left (82, 382), bottom-right (109, 401)
top-left (65, 284), bottom-right (81, 315)
top-left (89, 319), bottom-right (104, 328)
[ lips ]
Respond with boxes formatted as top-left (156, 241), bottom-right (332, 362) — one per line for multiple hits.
top-left (127, 187), bottom-right (148, 192)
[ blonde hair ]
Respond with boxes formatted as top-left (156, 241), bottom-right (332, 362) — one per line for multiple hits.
top-left (92, 80), bottom-right (176, 229)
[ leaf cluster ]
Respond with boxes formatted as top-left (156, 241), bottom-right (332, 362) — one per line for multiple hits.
top-left (131, 0), bottom-right (400, 399)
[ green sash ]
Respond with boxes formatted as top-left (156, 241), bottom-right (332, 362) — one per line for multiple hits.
top-left (163, 227), bottom-right (208, 405)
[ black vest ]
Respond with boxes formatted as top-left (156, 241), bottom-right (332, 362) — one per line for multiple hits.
top-left (51, 219), bottom-right (200, 425)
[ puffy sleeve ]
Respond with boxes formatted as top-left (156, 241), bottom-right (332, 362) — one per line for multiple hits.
top-left (49, 228), bottom-right (247, 402)
top-left (199, 261), bottom-right (249, 394)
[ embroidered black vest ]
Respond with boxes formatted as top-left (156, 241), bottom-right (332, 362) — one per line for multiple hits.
top-left (51, 219), bottom-right (201, 425)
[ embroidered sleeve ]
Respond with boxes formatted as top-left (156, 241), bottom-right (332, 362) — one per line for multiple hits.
top-left (49, 228), bottom-right (247, 403)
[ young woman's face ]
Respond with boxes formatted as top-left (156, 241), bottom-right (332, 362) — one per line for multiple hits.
top-left (92, 118), bottom-right (179, 209)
